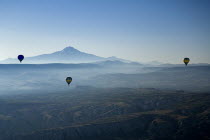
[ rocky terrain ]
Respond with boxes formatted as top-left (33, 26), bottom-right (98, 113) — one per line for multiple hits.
top-left (0, 87), bottom-right (210, 140)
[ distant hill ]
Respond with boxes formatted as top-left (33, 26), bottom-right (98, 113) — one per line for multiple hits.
top-left (2, 46), bottom-right (208, 66)
top-left (1, 46), bottom-right (132, 64)
top-left (85, 66), bottom-right (210, 92)
top-left (158, 63), bottom-right (210, 67)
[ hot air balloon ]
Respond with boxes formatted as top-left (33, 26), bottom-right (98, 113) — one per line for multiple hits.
top-left (66, 77), bottom-right (72, 86)
top-left (18, 55), bottom-right (24, 63)
top-left (183, 58), bottom-right (190, 66)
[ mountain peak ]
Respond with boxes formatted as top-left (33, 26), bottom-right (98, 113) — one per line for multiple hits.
top-left (62, 46), bottom-right (79, 52)
top-left (1, 46), bottom-right (131, 64)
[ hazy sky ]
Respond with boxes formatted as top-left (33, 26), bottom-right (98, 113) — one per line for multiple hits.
top-left (0, 0), bottom-right (209, 63)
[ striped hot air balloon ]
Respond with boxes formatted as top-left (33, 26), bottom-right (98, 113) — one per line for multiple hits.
top-left (183, 58), bottom-right (190, 66)
top-left (66, 77), bottom-right (72, 86)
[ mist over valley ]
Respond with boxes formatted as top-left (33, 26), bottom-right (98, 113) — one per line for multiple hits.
top-left (0, 47), bottom-right (210, 140)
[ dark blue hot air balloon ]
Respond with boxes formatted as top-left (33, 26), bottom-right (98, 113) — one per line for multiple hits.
top-left (18, 55), bottom-right (24, 63)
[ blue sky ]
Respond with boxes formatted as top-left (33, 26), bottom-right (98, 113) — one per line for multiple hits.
top-left (0, 0), bottom-right (209, 63)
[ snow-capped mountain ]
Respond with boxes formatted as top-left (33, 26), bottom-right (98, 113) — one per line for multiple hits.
top-left (26, 46), bottom-right (104, 63)
top-left (1, 46), bottom-right (131, 64)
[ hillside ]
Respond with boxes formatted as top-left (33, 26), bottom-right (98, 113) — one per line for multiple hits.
top-left (87, 66), bottom-right (210, 92)
top-left (0, 87), bottom-right (210, 140)
top-left (0, 64), bottom-right (209, 93)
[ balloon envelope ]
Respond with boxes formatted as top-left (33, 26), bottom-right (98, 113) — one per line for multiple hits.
top-left (183, 58), bottom-right (190, 66)
top-left (66, 77), bottom-right (72, 85)
top-left (18, 55), bottom-right (24, 63)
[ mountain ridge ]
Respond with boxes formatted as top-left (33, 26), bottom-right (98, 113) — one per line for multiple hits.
top-left (1, 46), bottom-right (131, 64)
